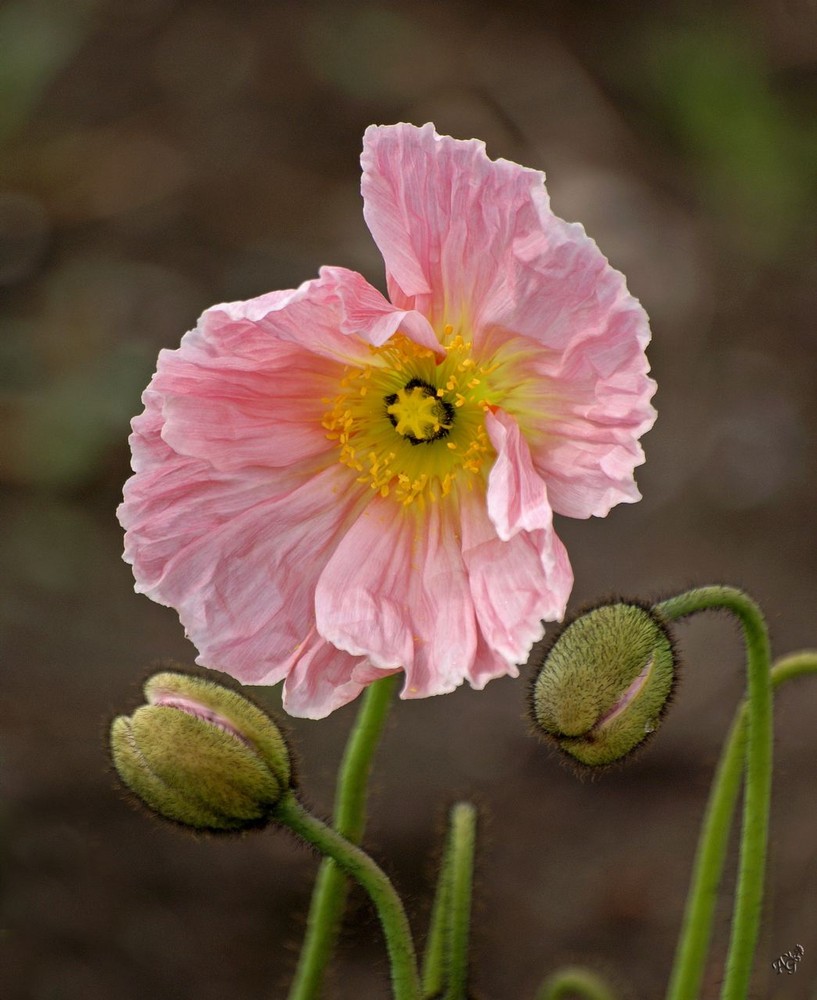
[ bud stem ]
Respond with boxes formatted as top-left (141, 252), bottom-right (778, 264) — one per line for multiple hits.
top-left (664, 650), bottom-right (817, 1000)
top-left (422, 802), bottom-right (477, 999)
top-left (285, 673), bottom-right (400, 1000)
top-left (655, 587), bottom-right (772, 1000)
top-left (535, 967), bottom-right (617, 1000)
top-left (275, 790), bottom-right (421, 1000)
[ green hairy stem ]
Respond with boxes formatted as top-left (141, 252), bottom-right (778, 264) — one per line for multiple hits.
top-left (288, 674), bottom-right (398, 1000)
top-left (656, 587), bottom-right (772, 1000)
top-left (422, 802), bottom-right (477, 999)
top-left (536, 967), bottom-right (618, 1000)
top-left (276, 792), bottom-right (421, 1000)
top-left (664, 648), bottom-right (817, 1000)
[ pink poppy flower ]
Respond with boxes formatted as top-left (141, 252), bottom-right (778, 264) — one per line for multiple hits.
top-left (118, 123), bottom-right (656, 719)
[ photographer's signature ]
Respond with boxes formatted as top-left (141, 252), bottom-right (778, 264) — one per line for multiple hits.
top-left (772, 943), bottom-right (804, 975)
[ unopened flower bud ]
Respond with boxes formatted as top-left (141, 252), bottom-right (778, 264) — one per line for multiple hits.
top-left (110, 671), bottom-right (293, 831)
top-left (529, 603), bottom-right (676, 767)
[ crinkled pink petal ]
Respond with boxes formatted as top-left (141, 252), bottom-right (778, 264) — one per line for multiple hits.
top-left (155, 346), bottom-right (343, 474)
top-left (314, 496), bottom-right (478, 699)
top-left (180, 283), bottom-right (365, 369)
top-left (121, 391), bottom-right (309, 590)
top-left (282, 626), bottom-right (400, 719)
top-left (478, 217), bottom-right (652, 356)
top-left (493, 317), bottom-right (656, 519)
top-left (119, 391), bottom-right (370, 683)
top-left (198, 267), bottom-right (439, 369)
top-left (466, 629), bottom-right (519, 691)
top-left (459, 477), bottom-right (573, 667)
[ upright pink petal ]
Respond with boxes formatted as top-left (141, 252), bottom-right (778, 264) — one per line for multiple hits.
top-left (362, 122), bottom-right (549, 331)
top-left (484, 408), bottom-right (554, 541)
top-left (459, 485), bottom-right (573, 667)
top-left (314, 497), bottom-right (479, 699)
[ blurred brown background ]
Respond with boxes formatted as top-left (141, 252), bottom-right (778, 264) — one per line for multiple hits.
top-left (2, 1), bottom-right (816, 998)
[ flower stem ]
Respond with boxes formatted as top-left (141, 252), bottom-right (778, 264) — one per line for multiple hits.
top-left (445, 803), bottom-right (477, 999)
top-left (443, 803), bottom-right (477, 1000)
top-left (768, 650), bottom-right (817, 686)
top-left (662, 703), bottom-right (744, 1000)
top-left (421, 803), bottom-right (477, 998)
top-left (275, 791), bottom-right (421, 1000)
top-left (421, 828), bottom-right (452, 997)
top-left (287, 674), bottom-right (398, 1000)
top-left (663, 649), bottom-right (817, 1000)
top-left (655, 587), bottom-right (772, 1000)
top-left (536, 967), bottom-right (617, 1000)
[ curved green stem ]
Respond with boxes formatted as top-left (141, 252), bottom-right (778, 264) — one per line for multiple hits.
top-left (536, 967), bottom-right (617, 1000)
top-left (768, 650), bottom-right (817, 686)
top-left (276, 791), bottom-right (421, 1000)
top-left (288, 674), bottom-right (398, 1000)
top-left (656, 587), bottom-right (773, 1000)
top-left (421, 803), bottom-right (477, 999)
top-left (664, 650), bottom-right (817, 1000)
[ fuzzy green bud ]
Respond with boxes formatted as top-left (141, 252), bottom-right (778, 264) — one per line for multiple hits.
top-left (110, 671), bottom-right (293, 831)
top-left (530, 603), bottom-right (676, 767)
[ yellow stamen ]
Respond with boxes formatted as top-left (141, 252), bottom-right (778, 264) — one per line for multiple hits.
top-left (321, 332), bottom-right (498, 507)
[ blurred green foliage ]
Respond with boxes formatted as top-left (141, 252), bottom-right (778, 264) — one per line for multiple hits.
top-left (0, 0), bottom-right (98, 143)
top-left (640, 17), bottom-right (817, 257)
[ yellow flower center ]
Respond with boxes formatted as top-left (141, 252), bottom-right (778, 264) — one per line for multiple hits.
top-left (385, 380), bottom-right (454, 443)
top-left (322, 327), bottom-right (500, 508)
